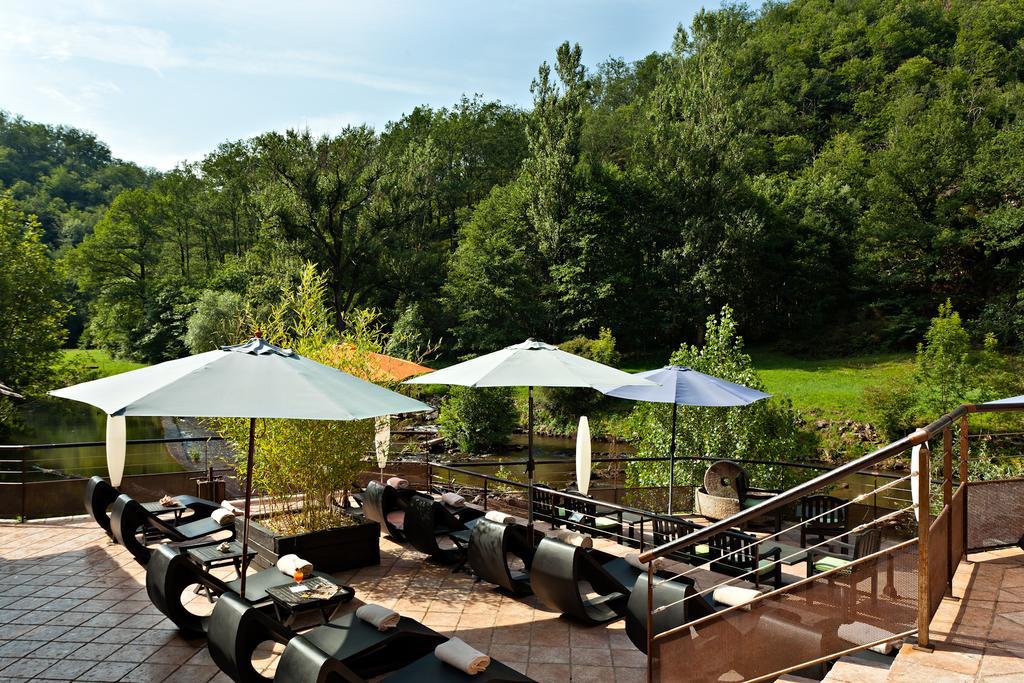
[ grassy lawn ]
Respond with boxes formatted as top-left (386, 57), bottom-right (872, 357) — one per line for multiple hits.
top-left (750, 351), bottom-right (914, 422)
top-left (59, 349), bottom-right (148, 377)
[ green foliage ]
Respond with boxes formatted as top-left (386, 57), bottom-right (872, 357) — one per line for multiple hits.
top-left (184, 290), bottom-right (246, 353)
top-left (864, 382), bottom-right (919, 441)
top-left (213, 264), bottom-right (380, 534)
top-left (385, 303), bottom-right (431, 361)
top-left (626, 306), bottom-right (814, 495)
top-left (0, 192), bottom-right (69, 393)
top-left (537, 328), bottom-right (620, 423)
top-left (438, 386), bottom-right (517, 454)
top-left (914, 299), bottom-right (972, 414)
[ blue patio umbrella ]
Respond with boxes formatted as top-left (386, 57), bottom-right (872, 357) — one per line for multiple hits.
top-left (597, 365), bottom-right (771, 513)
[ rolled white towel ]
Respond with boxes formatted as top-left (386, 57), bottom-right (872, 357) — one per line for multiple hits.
top-left (441, 492), bottom-right (465, 508)
top-left (555, 530), bottom-right (593, 549)
top-left (356, 603), bottom-right (400, 631)
top-left (276, 554), bottom-right (313, 578)
top-left (712, 585), bottom-right (762, 610)
top-left (220, 500), bottom-right (237, 513)
top-left (386, 477), bottom-right (409, 489)
top-left (210, 508), bottom-right (235, 526)
top-left (837, 621), bottom-right (902, 654)
top-left (624, 552), bottom-right (665, 572)
top-left (435, 637), bottom-right (490, 675)
top-left (484, 510), bottom-right (516, 524)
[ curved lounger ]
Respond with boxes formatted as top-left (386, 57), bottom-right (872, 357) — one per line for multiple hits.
top-left (467, 519), bottom-right (537, 596)
top-left (624, 572), bottom-right (712, 653)
top-left (530, 537), bottom-right (645, 625)
top-left (380, 651), bottom-right (534, 682)
top-left (403, 496), bottom-right (484, 564)
top-left (146, 545), bottom-right (337, 639)
top-left (362, 481), bottom-right (428, 540)
top-left (112, 493), bottom-right (234, 565)
top-left (209, 593), bottom-right (447, 683)
top-left (85, 475), bottom-right (219, 539)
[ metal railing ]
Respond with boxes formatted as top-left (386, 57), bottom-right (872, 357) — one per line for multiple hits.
top-left (637, 400), bottom-right (1024, 682)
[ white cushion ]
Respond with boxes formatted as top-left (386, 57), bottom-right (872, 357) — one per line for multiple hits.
top-left (386, 477), bottom-right (408, 489)
top-left (713, 585), bottom-right (762, 609)
top-left (210, 508), bottom-right (235, 526)
top-left (555, 530), bottom-right (593, 548)
top-left (484, 510), bottom-right (516, 524)
top-left (441, 492), bottom-right (465, 508)
top-left (624, 552), bottom-right (665, 571)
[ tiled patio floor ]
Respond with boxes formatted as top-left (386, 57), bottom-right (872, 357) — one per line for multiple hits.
top-left (882, 546), bottom-right (1024, 682)
top-left (0, 517), bottom-right (648, 683)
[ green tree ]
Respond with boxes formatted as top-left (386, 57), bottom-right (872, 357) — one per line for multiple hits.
top-left (184, 290), bottom-right (246, 353)
top-left (438, 387), bottom-right (517, 454)
top-left (0, 191), bottom-right (69, 392)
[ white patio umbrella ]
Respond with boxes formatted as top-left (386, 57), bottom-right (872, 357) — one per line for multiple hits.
top-left (405, 339), bottom-right (653, 529)
top-left (50, 336), bottom-right (431, 593)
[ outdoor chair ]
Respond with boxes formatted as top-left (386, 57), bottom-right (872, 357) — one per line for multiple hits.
top-left (362, 480), bottom-right (429, 540)
top-left (111, 493), bottom-right (235, 565)
top-left (559, 492), bottom-right (622, 539)
top-left (530, 486), bottom-right (563, 528)
top-left (651, 516), bottom-right (713, 565)
top-left (798, 494), bottom-right (849, 547)
top-left (530, 536), bottom-right (646, 625)
top-left (208, 592), bottom-right (447, 682)
top-left (145, 545), bottom-right (337, 639)
top-left (466, 518), bottom-right (538, 596)
top-left (807, 529), bottom-right (882, 610)
top-left (709, 530), bottom-right (783, 589)
top-left (402, 495), bottom-right (484, 567)
top-left (379, 651), bottom-right (535, 682)
top-left (85, 475), bottom-right (219, 539)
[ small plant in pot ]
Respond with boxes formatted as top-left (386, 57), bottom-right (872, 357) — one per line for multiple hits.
top-left (214, 264), bottom-right (391, 571)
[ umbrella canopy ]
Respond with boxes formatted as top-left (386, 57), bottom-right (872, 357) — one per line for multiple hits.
top-left (0, 382), bottom-right (23, 399)
top-left (51, 337), bottom-right (431, 593)
top-left (406, 339), bottom-right (652, 528)
top-left (985, 395), bottom-right (1024, 406)
top-left (598, 365), bottom-right (771, 513)
top-left (51, 338), bottom-right (430, 419)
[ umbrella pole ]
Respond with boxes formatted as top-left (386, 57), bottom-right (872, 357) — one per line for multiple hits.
top-left (239, 417), bottom-right (256, 597)
top-left (668, 404), bottom-right (677, 515)
top-left (527, 386), bottom-right (535, 536)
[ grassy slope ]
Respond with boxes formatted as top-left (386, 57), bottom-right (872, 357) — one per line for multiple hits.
top-left (751, 351), bottom-right (914, 423)
top-left (60, 349), bottom-right (148, 377)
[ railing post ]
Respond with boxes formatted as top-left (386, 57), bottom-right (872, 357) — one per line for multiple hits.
top-left (483, 477), bottom-right (489, 511)
top-left (959, 415), bottom-right (969, 560)
top-left (20, 449), bottom-right (27, 523)
top-left (943, 426), bottom-right (954, 597)
top-left (646, 562), bottom-right (654, 683)
top-left (916, 441), bottom-right (932, 651)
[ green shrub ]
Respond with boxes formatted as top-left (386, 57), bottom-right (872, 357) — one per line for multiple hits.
top-left (438, 386), bottom-right (517, 454)
top-left (385, 303), bottom-right (431, 360)
top-left (537, 328), bottom-right (620, 423)
top-left (184, 290), bottom-right (246, 353)
top-left (864, 381), bottom-right (919, 441)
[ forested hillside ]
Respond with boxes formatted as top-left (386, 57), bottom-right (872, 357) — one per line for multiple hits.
top-left (3, 0), bottom-right (1023, 371)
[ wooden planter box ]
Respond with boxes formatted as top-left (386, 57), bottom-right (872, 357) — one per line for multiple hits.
top-left (237, 513), bottom-right (380, 572)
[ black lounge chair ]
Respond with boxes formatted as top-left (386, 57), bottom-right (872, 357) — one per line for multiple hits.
top-left (380, 651), bottom-right (534, 682)
top-left (208, 592), bottom-right (447, 682)
top-left (361, 480), bottom-right (429, 540)
top-left (112, 493), bottom-right (235, 565)
top-left (403, 496), bottom-right (484, 566)
top-left (467, 519), bottom-right (538, 596)
top-left (530, 537), bottom-right (648, 625)
top-left (146, 545), bottom-right (339, 639)
top-left (651, 516), bottom-right (716, 566)
top-left (708, 530), bottom-right (783, 589)
top-left (85, 475), bottom-right (219, 539)
top-left (623, 571), bottom-right (713, 653)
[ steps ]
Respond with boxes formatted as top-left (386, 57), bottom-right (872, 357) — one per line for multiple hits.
top-left (820, 653), bottom-right (891, 682)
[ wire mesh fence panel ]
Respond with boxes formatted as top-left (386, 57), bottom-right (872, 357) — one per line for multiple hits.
top-left (967, 478), bottom-right (1024, 550)
top-left (928, 505), bottom-right (950, 617)
top-left (650, 542), bottom-right (919, 682)
top-left (951, 484), bottom-right (965, 565)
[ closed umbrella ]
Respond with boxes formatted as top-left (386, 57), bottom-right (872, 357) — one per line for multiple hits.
top-left (405, 339), bottom-right (653, 529)
top-left (598, 365), bottom-right (771, 513)
top-left (50, 336), bottom-right (431, 593)
top-left (576, 416), bottom-right (592, 496)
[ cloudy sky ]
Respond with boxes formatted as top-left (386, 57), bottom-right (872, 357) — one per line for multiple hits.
top-left (0, 1), bottom-right (708, 170)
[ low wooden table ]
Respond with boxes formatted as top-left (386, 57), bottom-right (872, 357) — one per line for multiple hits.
top-left (144, 500), bottom-right (186, 523)
top-left (266, 576), bottom-right (354, 627)
top-left (186, 541), bottom-right (255, 576)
